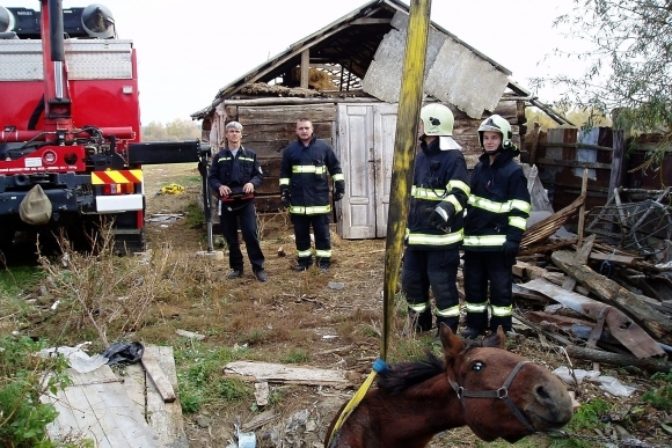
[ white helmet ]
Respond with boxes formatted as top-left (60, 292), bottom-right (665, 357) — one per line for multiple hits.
top-left (478, 114), bottom-right (513, 150)
top-left (420, 103), bottom-right (454, 136)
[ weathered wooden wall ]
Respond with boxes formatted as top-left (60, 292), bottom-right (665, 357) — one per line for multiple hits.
top-left (522, 126), bottom-right (628, 218)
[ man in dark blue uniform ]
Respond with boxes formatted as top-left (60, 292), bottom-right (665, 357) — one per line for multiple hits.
top-left (462, 114), bottom-right (531, 337)
top-left (279, 118), bottom-right (344, 272)
top-left (208, 121), bottom-right (267, 282)
top-left (403, 103), bottom-right (470, 333)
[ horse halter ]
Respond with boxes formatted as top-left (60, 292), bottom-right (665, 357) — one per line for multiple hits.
top-left (448, 360), bottom-right (537, 434)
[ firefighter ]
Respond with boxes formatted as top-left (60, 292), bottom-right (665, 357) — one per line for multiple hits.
top-left (279, 118), bottom-right (345, 271)
top-left (208, 121), bottom-right (267, 282)
top-left (402, 103), bottom-right (470, 333)
top-left (462, 114), bottom-right (531, 338)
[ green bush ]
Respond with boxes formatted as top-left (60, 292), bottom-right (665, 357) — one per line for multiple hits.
top-left (0, 336), bottom-right (71, 448)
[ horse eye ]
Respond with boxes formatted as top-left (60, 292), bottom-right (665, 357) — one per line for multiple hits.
top-left (472, 361), bottom-right (485, 372)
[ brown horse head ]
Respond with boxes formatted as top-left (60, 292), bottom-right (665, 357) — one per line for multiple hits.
top-left (325, 326), bottom-right (572, 448)
top-left (440, 325), bottom-right (573, 442)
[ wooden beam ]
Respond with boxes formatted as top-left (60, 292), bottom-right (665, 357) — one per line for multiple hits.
top-left (536, 158), bottom-right (613, 170)
top-left (577, 168), bottom-right (589, 246)
top-left (300, 49), bottom-right (310, 89)
top-left (351, 18), bottom-right (392, 25)
top-left (551, 250), bottom-right (672, 341)
top-left (141, 349), bottom-right (176, 403)
top-left (607, 130), bottom-right (625, 200)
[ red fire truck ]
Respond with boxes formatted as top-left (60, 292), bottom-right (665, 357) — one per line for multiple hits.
top-left (0, 0), bottom-right (202, 255)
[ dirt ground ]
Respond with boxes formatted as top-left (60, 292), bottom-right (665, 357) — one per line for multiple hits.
top-left (115, 163), bottom-right (670, 447)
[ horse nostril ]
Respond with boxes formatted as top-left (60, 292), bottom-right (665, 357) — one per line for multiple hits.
top-left (536, 385), bottom-right (551, 400)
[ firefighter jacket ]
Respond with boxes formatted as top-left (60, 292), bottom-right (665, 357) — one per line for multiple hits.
top-left (279, 136), bottom-right (344, 215)
top-left (207, 146), bottom-right (263, 196)
top-left (463, 150), bottom-right (531, 251)
top-left (406, 138), bottom-right (470, 250)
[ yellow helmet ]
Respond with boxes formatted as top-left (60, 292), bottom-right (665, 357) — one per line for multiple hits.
top-left (420, 103), bottom-right (454, 136)
top-left (478, 114), bottom-right (513, 149)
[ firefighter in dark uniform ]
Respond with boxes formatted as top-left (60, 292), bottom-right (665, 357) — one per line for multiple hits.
top-left (403, 103), bottom-right (470, 333)
top-left (208, 121), bottom-right (267, 282)
top-left (462, 114), bottom-right (531, 338)
top-left (279, 118), bottom-right (344, 271)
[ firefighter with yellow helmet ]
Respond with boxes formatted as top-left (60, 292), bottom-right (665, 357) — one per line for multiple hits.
top-left (402, 103), bottom-right (470, 333)
top-left (462, 114), bottom-right (531, 338)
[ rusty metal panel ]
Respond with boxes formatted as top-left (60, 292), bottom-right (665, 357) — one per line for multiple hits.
top-left (424, 38), bottom-right (509, 118)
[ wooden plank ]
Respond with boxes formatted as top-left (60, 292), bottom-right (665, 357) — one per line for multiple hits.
top-left (141, 348), bottom-right (176, 403)
top-left (145, 345), bottom-right (188, 448)
top-left (536, 158), bottom-right (612, 170)
top-left (552, 250), bottom-right (672, 340)
top-left (238, 104), bottom-right (337, 125)
top-left (520, 278), bottom-right (664, 358)
top-left (607, 130), bottom-right (625, 199)
top-left (223, 361), bottom-right (350, 387)
top-left (42, 366), bottom-right (159, 448)
top-left (124, 363), bottom-right (147, 412)
top-left (300, 49), bottom-right (310, 89)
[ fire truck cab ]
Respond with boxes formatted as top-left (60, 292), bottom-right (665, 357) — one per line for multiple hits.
top-left (0, 1), bottom-right (201, 255)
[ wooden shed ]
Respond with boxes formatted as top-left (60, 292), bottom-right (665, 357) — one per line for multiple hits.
top-left (191, 0), bottom-right (565, 239)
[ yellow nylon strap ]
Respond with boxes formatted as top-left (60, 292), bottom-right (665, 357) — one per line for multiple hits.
top-left (326, 370), bottom-right (378, 447)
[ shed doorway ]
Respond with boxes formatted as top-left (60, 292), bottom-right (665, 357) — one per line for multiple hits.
top-left (337, 103), bottom-right (398, 239)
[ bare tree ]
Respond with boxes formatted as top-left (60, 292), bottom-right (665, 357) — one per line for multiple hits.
top-left (539, 0), bottom-right (672, 142)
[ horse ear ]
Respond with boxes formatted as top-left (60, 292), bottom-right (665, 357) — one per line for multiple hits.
top-left (439, 323), bottom-right (463, 358)
top-left (482, 325), bottom-right (507, 349)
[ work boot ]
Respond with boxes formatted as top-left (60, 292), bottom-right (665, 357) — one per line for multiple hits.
top-left (227, 269), bottom-right (243, 279)
top-left (460, 326), bottom-right (482, 340)
top-left (318, 264), bottom-right (330, 273)
top-left (292, 264), bottom-right (310, 272)
top-left (254, 269), bottom-right (268, 283)
top-left (409, 309), bottom-right (432, 333)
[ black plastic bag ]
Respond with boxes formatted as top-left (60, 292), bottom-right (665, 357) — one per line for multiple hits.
top-left (102, 341), bottom-right (144, 365)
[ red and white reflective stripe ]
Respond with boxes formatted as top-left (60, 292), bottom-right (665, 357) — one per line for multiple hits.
top-left (91, 170), bottom-right (143, 185)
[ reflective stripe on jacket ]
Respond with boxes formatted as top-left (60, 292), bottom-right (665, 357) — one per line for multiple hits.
top-left (279, 136), bottom-right (344, 215)
top-left (207, 146), bottom-right (263, 192)
top-left (463, 151), bottom-right (531, 250)
top-left (406, 138), bottom-right (469, 250)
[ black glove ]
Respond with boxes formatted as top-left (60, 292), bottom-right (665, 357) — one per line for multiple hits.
top-left (503, 240), bottom-right (520, 265)
top-left (428, 203), bottom-right (454, 233)
top-left (280, 189), bottom-right (291, 208)
top-left (334, 189), bottom-right (345, 201)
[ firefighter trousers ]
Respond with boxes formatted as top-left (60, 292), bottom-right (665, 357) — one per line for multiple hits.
top-left (220, 201), bottom-right (265, 272)
top-left (291, 213), bottom-right (331, 268)
top-left (463, 251), bottom-right (513, 332)
top-left (402, 248), bottom-right (460, 331)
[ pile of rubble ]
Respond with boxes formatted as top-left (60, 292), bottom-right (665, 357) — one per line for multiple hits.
top-left (513, 185), bottom-right (672, 372)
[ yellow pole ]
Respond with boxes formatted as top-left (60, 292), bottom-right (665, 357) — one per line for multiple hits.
top-left (382, 0), bottom-right (432, 360)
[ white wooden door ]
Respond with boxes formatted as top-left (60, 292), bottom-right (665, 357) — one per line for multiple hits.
top-left (373, 104), bottom-right (398, 237)
top-left (336, 103), bottom-right (397, 239)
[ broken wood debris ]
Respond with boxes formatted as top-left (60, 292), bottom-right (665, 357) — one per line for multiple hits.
top-left (223, 361), bottom-right (350, 387)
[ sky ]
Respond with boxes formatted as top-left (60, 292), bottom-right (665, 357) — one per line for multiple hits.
top-left (8, 0), bottom-right (584, 124)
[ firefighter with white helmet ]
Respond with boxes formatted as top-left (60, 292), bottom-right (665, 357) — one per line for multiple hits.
top-left (402, 103), bottom-right (470, 333)
top-left (462, 114), bottom-right (531, 338)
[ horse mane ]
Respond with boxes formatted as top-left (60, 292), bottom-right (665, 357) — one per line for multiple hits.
top-left (376, 351), bottom-right (445, 394)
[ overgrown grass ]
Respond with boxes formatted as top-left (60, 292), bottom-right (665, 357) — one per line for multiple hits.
top-left (184, 200), bottom-right (205, 229)
top-left (281, 348), bottom-right (310, 364)
top-left (0, 266), bottom-right (44, 295)
top-left (0, 266), bottom-right (44, 325)
top-left (174, 340), bottom-right (251, 414)
top-left (0, 335), bottom-right (78, 447)
top-left (642, 371), bottom-right (672, 411)
top-left (545, 398), bottom-right (612, 448)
